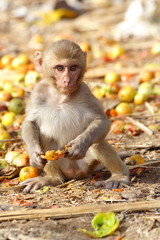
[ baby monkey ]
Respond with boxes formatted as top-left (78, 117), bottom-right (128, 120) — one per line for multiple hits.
top-left (21, 39), bottom-right (129, 192)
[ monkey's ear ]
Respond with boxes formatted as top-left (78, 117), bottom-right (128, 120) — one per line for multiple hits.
top-left (34, 51), bottom-right (44, 73)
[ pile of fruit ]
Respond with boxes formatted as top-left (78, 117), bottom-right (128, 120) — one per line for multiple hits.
top-left (0, 53), bottom-right (41, 184)
top-left (0, 40), bottom-right (160, 185)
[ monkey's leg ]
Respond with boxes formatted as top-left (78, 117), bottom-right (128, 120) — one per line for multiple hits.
top-left (20, 162), bottom-right (65, 193)
top-left (92, 141), bottom-right (129, 189)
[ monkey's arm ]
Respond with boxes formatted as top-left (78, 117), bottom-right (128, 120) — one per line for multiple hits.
top-left (68, 115), bottom-right (109, 160)
top-left (22, 120), bottom-right (46, 169)
top-left (68, 85), bottom-right (110, 160)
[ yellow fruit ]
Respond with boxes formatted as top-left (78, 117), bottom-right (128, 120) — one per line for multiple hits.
top-left (0, 91), bottom-right (12, 101)
top-left (11, 54), bottom-right (29, 69)
top-left (0, 123), bottom-right (5, 130)
top-left (92, 87), bottom-right (105, 98)
top-left (5, 151), bottom-right (21, 163)
top-left (12, 153), bottom-right (29, 167)
top-left (118, 86), bottom-right (136, 102)
top-left (115, 102), bottom-right (132, 115)
top-left (0, 130), bottom-right (11, 140)
top-left (110, 120), bottom-right (124, 134)
top-left (11, 87), bottom-right (25, 98)
top-left (104, 72), bottom-right (120, 84)
top-left (79, 42), bottom-right (91, 52)
top-left (0, 129), bottom-right (11, 147)
top-left (1, 112), bottom-right (16, 126)
top-left (15, 73), bottom-right (25, 85)
top-left (129, 154), bottom-right (144, 165)
top-left (137, 82), bottom-right (152, 97)
top-left (33, 34), bottom-right (44, 43)
top-left (18, 54), bottom-right (30, 64)
top-left (134, 94), bottom-right (148, 105)
top-left (25, 70), bottom-right (40, 87)
top-left (151, 42), bottom-right (160, 55)
top-left (108, 45), bottom-right (125, 59)
top-left (1, 55), bottom-right (13, 67)
top-left (139, 71), bottom-right (154, 82)
top-left (3, 82), bottom-right (13, 93)
top-left (19, 166), bottom-right (39, 181)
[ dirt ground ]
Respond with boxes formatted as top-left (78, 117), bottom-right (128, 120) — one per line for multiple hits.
top-left (0, 131), bottom-right (160, 240)
top-left (0, 0), bottom-right (160, 239)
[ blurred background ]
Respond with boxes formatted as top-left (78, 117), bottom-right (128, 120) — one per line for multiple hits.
top-left (1, 0), bottom-right (160, 57)
top-left (1, 0), bottom-right (160, 130)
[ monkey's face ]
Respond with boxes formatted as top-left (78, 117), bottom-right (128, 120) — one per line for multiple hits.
top-left (34, 40), bottom-right (87, 94)
top-left (51, 63), bottom-right (81, 94)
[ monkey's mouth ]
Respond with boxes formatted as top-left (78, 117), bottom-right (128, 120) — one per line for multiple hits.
top-left (59, 86), bottom-right (77, 94)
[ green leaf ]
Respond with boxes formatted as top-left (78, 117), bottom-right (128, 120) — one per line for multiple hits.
top-left (79, 212), bottom-right (120, 238)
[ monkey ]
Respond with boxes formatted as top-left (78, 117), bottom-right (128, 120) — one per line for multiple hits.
top-left (20, 39), bottom-right (129, 193)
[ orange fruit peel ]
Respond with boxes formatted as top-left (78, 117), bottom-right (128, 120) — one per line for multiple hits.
top-left (41, 145), bottom-right (69, 161)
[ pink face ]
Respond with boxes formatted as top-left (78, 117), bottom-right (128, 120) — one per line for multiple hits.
top-left (52, 64), bottom-right (81, 94)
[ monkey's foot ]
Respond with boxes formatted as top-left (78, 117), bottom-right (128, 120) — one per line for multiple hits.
top-left (95, 174), bottom-right (129, 189)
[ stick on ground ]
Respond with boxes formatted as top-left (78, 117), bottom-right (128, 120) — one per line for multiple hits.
top-left (0, 200), bottom-right (160, 221)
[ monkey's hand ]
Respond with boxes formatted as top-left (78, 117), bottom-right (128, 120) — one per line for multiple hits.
top-left (29, 147), bottom-right (46, 169)
top-left (67, 136), bottom-right (89, 160)
top-left (19, 176), bottom-right (63, 193)
top-left (95, 174), bottom-right (129, 189)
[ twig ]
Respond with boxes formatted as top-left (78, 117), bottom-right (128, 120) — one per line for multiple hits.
top-left (124, 144), bottom-right (160, 150)
top-left (0, 179), bottom-right (76, 192)
top-left (9, 142), bottom-right (24, 151)
top-left (129, 159), bottom-right (160, 170)
top-left (57, 179), bottom-right (76, 188)
top-left (0, 138), bottom-right (22, 143)
top-left (110, 112), bottom-right (160, 121)
top-left (0, 185), bottom-right (24, 192)
top-left (0, 200), bottom-right (160, 221)
top-left (145, 102), bottom-right (155, 114)
top-left (142, 215), bottom-right (160, 220)
top-left (126, 117), bottom-right (153, 136)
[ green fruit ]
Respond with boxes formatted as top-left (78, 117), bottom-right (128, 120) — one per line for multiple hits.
top-left (8, 98), bottom-right (25, 114)
top-left (153, 85), bottom-right (160, 95)
top-left (15, 73), bottom-right (25, 85)
top-left (0, 159), bottom-right (8, 170)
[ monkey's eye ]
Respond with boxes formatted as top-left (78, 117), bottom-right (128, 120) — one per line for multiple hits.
top-left (70, 65), bottom-right (78, 71)
top-left (56, 65), bottom-right (64, 71)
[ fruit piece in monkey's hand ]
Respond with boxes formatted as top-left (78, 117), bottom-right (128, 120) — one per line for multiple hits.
top-left (40, 145), bottom-right (69, 161)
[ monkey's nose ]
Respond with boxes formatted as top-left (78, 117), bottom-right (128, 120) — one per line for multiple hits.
top-left (64, 78), bottom-right (71, 86)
